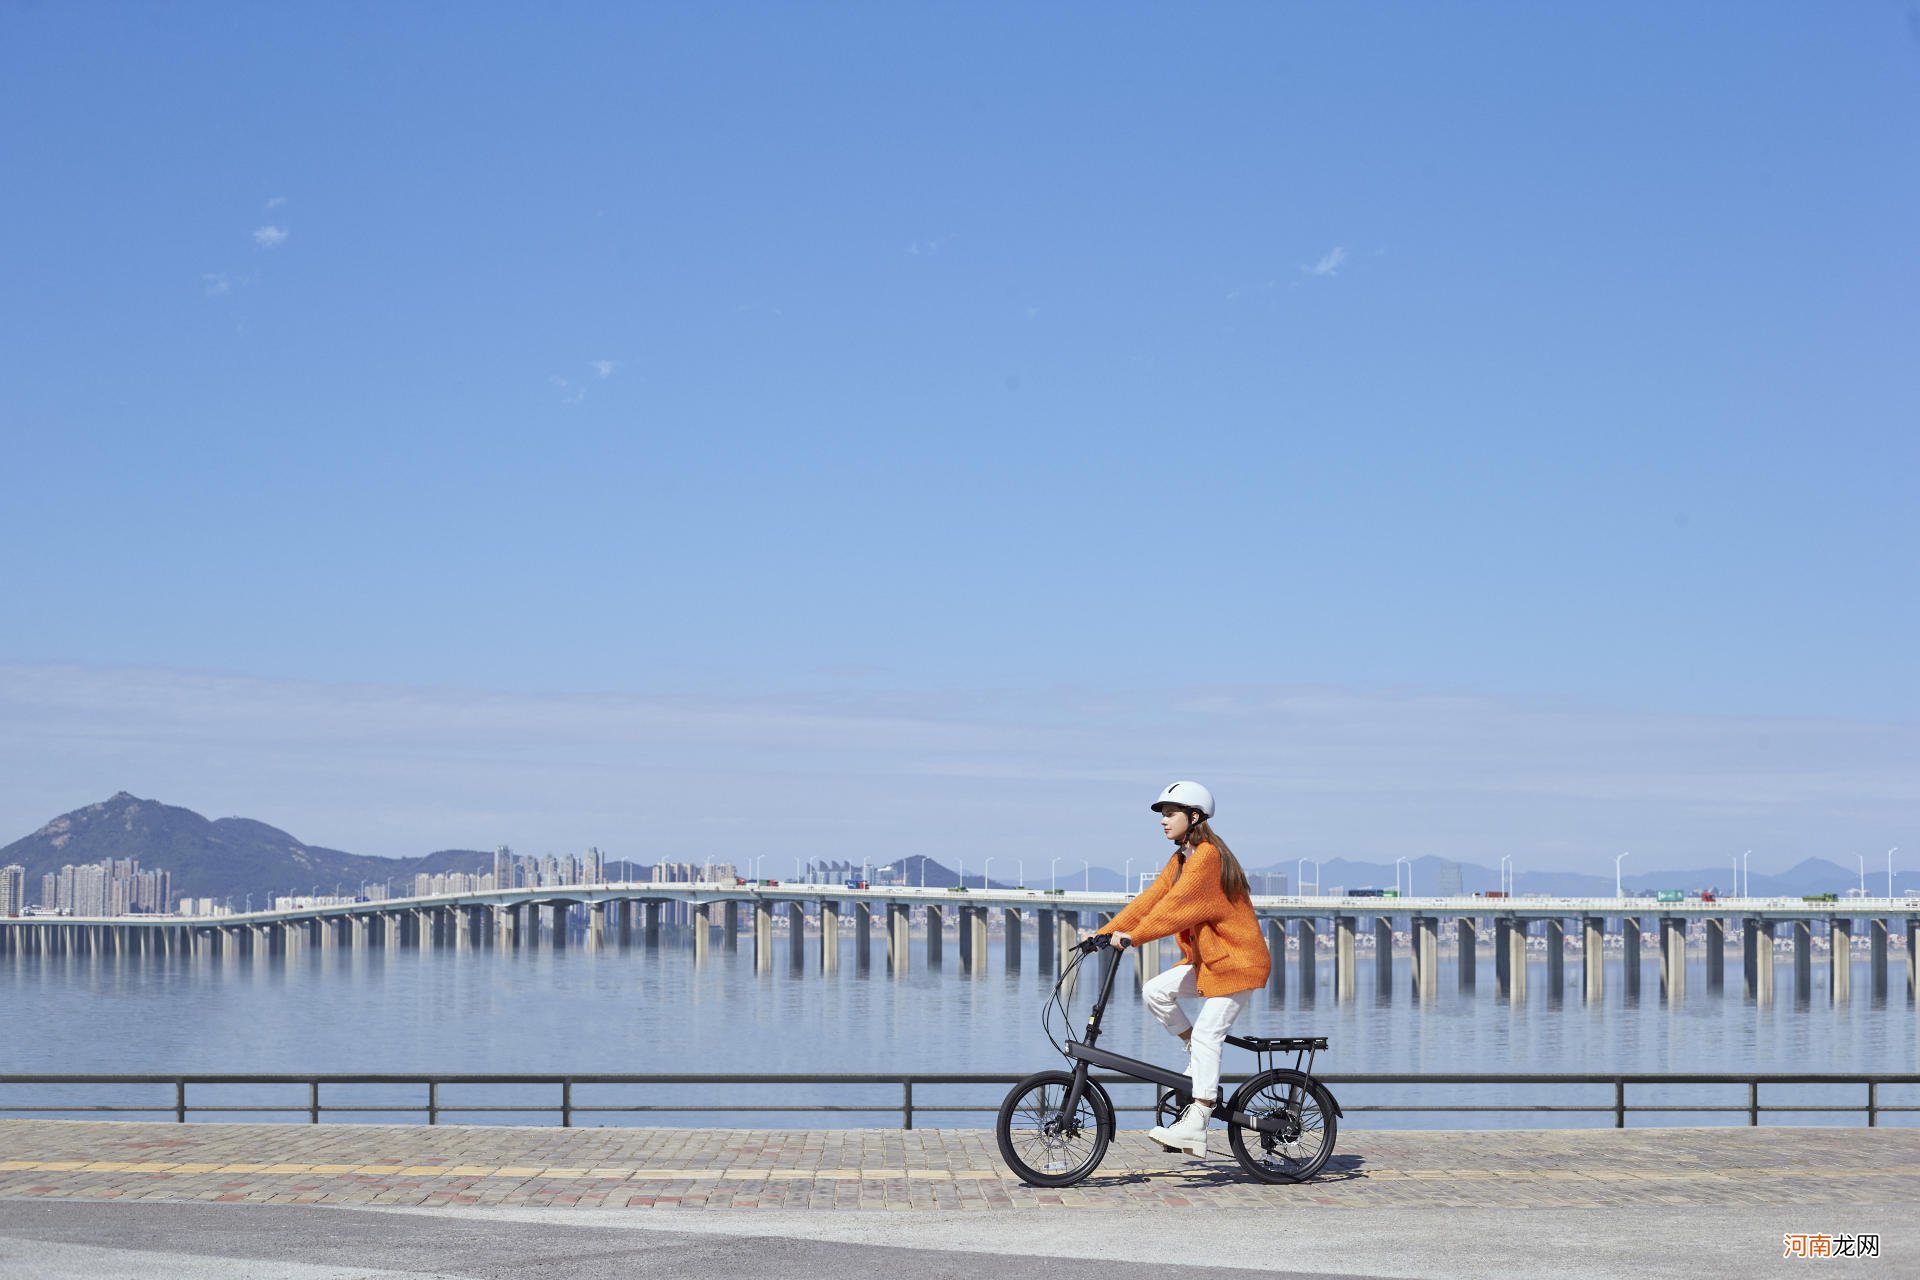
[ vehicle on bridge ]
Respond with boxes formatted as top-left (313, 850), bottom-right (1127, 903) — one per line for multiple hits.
top-left (1803, 892), bottom-right (1838, 903)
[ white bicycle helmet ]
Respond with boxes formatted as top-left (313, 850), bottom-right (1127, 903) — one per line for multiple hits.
top-left (1150, 780), bottom-right (1214, 819)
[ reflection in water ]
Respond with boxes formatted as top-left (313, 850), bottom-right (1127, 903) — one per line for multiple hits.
top-left (2, 930), bottom-right (1915, 1129)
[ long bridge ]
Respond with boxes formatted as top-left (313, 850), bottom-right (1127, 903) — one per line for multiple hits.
top-left (3, 884), bottom-right (1914, 1006)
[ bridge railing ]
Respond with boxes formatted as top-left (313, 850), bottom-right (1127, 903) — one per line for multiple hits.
top-left (1, 1072), bottom-right (1915, 1130)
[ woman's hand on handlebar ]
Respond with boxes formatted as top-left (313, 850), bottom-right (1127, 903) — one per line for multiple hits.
top-left (1078, 930), bottom-right (1133, 952)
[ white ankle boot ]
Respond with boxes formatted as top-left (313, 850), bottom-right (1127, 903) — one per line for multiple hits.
top-left (1147, 1103), bottom-right (1209, 1157)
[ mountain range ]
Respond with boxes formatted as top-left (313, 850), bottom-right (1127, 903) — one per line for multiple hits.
top-left (2, 793), bottom-right (1908, 908)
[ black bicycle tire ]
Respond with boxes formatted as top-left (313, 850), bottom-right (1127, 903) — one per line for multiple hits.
top-left (1224, 1069), bottom-right (1338, 1184)
top-left (995, 1070), bottom-right (1112, 1188)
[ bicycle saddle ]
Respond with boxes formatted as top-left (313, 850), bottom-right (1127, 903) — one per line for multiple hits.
top-left (1227, 1034), bottom-right (1329, 1052)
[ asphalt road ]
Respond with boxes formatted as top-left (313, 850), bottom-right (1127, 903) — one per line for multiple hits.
top-left (3, 1198), bottom-right (1909, 1280)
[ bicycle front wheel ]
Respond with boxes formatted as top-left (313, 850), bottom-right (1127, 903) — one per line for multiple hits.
top-left (995, 1070), bottom-right (1112, 1187)
top-left (1225, 1068), bottom-right (1338, 1184)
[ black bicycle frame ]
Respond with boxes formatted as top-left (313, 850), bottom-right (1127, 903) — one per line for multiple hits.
top-left (1057, 942), bottom-right (1297, 1137)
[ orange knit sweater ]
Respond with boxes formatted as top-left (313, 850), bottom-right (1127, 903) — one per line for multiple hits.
top-left (1103, 841), bottom-right (1270, 996)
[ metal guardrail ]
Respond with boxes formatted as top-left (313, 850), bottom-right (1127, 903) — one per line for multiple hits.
top-left (1, 1072), bottom-right (1916, 1129)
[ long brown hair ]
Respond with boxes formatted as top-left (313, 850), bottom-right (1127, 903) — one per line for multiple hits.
top-left (1189, 818), bottom-right (1250, 903)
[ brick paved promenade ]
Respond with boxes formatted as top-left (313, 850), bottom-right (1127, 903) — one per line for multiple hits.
top-left (2, 1119), bottom-right (1916, 1210)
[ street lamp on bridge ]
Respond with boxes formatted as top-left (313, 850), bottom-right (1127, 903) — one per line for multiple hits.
top-left (1393, 857), bottom-right (1410, 898)
top-left (1614, 852), bottom-right (1630, 899)
top-left (1050, 857), bottom-right (1060, 892)
top-left (1080, 859), bottom-right (1091, 893)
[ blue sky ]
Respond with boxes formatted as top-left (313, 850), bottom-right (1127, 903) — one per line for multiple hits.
top-left (1, 5), bottom-right (1914, 868)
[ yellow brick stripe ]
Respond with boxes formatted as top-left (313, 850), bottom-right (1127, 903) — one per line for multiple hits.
top-left (0, 1158), bottom-right (1903, 1184)
top-left (0, 1159), bottom-right (1012, 1182)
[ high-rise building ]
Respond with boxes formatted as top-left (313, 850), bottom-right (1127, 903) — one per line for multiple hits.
top-left (493, 845), bottom-right (512, 887)
top-left (0, 865), bottom-right (25, 917)
top-left (1434, 861), bottom-right (1464, 896)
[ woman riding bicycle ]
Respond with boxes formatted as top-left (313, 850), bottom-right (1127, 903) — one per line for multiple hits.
top-left (1094, 780), bottom-right (1269, 1158)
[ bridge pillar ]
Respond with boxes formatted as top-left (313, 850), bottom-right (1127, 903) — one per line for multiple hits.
top-left (1134, 934), bottom-right (1159, 992)
top-left (887, 901), bottom-right (911, 976)
top-left (925, 904), bottom-right (944, 968)
top-left (1295, 917), bottom-right (1317, 1002)
top-left (587, 901), bottom-right (607, 950)
top-left (1037, 910), bottom-right (1056, 973)
top-left (1492, 919), bottom-right (1520, 1002)
top-left (692, 901), bottom-right (711, 964)
top-left (1830, 918), bottom-right (1852, 1004)
top-left (1621, 918), bottom-right (1641, 998)
top-left (1373, 917), bottom-right (1393, 996)
top-left (1543, 918), bottom-right (1564, 1001)
top-left (1752, 919), bottom-right (1776, 1004)
top-left (1909, 918), bottom-right (1918, 1001)
top-left (1458, 917), bottom-right (1477, 991)
top-left (1659, 917), bottom-right (1685, 1001)
top-left (351, 916), bottom-right (371, 951)
top-left (1334, 916), bottom-right (1355, 1001)
top-left (1705, 917), bottom-right (1724, 989)
top-left (1265, 919), bottom-right (1286, 998)
top-left (821, 900), bottom-right (839, 973)
top-left (855, 901), bottom-right (874, 970)
top-left (1055, 913), bottom-right (1081, 1003)
top-left (1003, 907), bottom-right (1021, 972)
top-left (1415, 916), bottom-right (1440, 1002)
top-left (1792, 920), bottom-right (1812, 1000)
top-left (788, 902), bottom-right (806, 970)
top-left (966, 906), bottom-right (988, 977)
top-left (724, 900), bottom-right (739, 953)
top-left (754, 900), bottom-right (774, 973)
top-left (1869, 918), bottom-right (1889, 999)
top-left (495, 905), bottom-right (515, 949)
top-left (1581, 917), bottom-right (1604, 1002)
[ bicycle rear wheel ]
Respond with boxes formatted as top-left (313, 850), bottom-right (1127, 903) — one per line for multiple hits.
top-left (995, 1070), bottom-right (1112, 1187)
top-left (1225, 1068), bottom-right (1337, 1184)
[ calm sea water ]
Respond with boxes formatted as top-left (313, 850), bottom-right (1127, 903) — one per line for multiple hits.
top-left (5, 925), bottom-right (1916, 1129)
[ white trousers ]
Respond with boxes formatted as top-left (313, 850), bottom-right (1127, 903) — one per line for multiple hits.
top-left (1141, 963), bottom-right (1250, 1108)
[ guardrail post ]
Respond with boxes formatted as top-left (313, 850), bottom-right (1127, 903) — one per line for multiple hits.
top-left (903, 1080), bottom-right (914, 1130)
top-left (1613, 1079), bottom-right (1624, 1128)
top-left (175, 1079), bottom-right (186, 1123)
top-left (1748, 1081), bottom-right (1759, 1126)
top-left (428, 1080), bottom-right (438, 1125)
top-left (308, 1081), bottom-right (320, 1124)
top-left (1867, 1080), bottom-right (1877, 1128)
top-left (562, 1079), bottom-right (573, 1128)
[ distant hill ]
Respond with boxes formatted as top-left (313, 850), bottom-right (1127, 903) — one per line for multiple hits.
top-left (7, 793), bottom-right (1905, 909)
top-left (0, 793), bottom-right (498, 908)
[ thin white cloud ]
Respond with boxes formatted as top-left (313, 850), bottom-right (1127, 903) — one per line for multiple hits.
top-left (252, 225), bottom-right (289, 249)
top-left (548, 375), bottom-right (586, 405)
top-left (201, 273), bottom-right (231, 297)
top-left (1301, 246), bottom-right (1346, 278)
top-left (0, 663), bottom-right (1910, 869)
top-left (264, 196), bottom-right (287, 211)
top-left (590, 360), bottom-right (617, 379)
